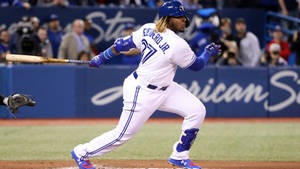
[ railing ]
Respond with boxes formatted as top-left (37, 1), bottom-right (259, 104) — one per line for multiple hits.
top-left (264, 11), bottom-right (300, 65)
top-left (265, 11), bottom-right (300, 42)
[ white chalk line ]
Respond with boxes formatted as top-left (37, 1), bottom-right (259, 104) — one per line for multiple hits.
top-left (54, 167), bottom-right (210, 169)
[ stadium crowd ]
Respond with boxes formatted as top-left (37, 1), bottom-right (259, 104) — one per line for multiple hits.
top-left (0, 0), bottom-right (299, 66)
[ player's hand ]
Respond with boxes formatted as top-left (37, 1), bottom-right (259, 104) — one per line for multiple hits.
top-left (89, 53), bottom-right (103, 68)
top-left (204, 43), bottom-right (221, 57)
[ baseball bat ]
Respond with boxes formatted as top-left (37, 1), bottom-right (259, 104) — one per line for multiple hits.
top-left (5, 54), bottom-right (90, 64)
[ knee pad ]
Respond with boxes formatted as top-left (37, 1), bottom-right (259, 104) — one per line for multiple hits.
top-left (176, 128), bottom-right (199, 152)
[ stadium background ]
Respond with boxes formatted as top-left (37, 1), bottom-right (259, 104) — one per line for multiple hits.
top-left (0, 2), bottom-right (300, 169)
top-left (0, 6), bottom-right (299, 118)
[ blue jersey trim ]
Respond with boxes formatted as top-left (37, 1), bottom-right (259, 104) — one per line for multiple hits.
top-left (183, 54), bottom-right (196, 69)
top-left (114, 35), bottom-right (136, 53)
top-left (188, 52), bottom-right (210, 71)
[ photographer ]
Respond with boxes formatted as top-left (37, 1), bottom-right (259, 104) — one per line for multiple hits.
top-left (291, 31), bottom-right (300, 66)
top-left (12, 16), bottom-right (41, 56)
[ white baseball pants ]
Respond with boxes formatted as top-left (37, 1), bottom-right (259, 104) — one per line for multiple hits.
top-left (74, 73), bottom-right (206, 160)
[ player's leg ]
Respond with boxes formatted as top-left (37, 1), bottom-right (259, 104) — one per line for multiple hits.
top-left (72, 75), bottom-right (165, 161)
top-left (158, 82), bottom-right (206, 168)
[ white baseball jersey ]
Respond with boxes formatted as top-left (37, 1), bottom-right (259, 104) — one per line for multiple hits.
top-left (132, 23), bottom-right (196, 87)
top-left (74, 23), bottom-right (206, 163)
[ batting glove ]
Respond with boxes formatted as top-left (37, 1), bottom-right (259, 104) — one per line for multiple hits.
top-left (204, 43), bottom-right (221, 57)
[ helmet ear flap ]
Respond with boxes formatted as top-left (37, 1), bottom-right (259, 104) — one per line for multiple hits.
top-left (185, 16), bottom-right (190, 27)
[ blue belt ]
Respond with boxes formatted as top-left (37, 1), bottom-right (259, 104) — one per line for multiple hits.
top-left (133, 71), bottom-right (168, 91)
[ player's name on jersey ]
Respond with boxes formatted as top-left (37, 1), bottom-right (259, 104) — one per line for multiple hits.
top-left (143, 28), bottom-right (170, 54)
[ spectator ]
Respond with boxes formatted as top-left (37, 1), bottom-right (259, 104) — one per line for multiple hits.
top-left (0, 0), bottom-right (31, 10)
top-left (58, 19), bottom-right (90, 60)
top-left (120, 0), bottom-right (143, 6)
top-left (83, 18), bottom-right (94, 45)
top-left (0, 29), bottom-right (11, 55)
top-left (83, 18), bottom-right (97, 56)
top-left (0, 47), bottom-right (4, 62)
top-left (47, 14), bottom-right (64, 58)
top-left (99, 0), bottom-right (119, 6)
top-left (199, 0), bottom-right (218, 8)
top-left (182, 0), bottom-right (200, 9)
top-left (155, 0), bottom-right (164, 7)
top-left (259, 0), bottom-right (278, 11)
top-left (30, 16), bottom-right (40, 33)
top-left (278, 0), bottom-right (299, 31)
top-left (278, 0), bottom-right (300, 17)
top-left (219, 18), bottom-right (238, 56)
top-left (33, 0), bottom-right (69, 7)
top-left (12, 16), bottom-right (41, 55)
top-left (146, 0), bottom-right (162, 8)
top-left (260, 43), bottom-right (287, 66)
top-left (234, 18), bottom-right (261, 67)
top-left (217, 51), bottom-right (242, 66)
top-left (77, 51), bottom-right (90, 61)
top-left (266, 25), bottom-right (290, 62)
top-left (291, 30), bottom-right (300, 66)
top-left (224, 0), bottom-right (260, 8)
top-left (121, 23), bottom-right (134, 37)
top-left (69, 0), bottom-right (96, 6)
top-left (119, 23), bottom-right (141, 65)
top-left (37, 27), bottom-right (53, 58)
top-left (220, 17), bottom-right (235, 41)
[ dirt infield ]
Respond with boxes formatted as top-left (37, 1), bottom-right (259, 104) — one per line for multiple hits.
top-left (1, 160), bottom-right (300, 169)
top-left (1, 117), bottom-right (300, 126)
top-left (1, 118), bottom-right (300, 169)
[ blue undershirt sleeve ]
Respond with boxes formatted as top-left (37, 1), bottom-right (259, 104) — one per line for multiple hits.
top-left (188, 52), bottom-right (210, 71)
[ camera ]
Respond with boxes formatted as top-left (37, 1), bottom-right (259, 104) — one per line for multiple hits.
top-left (15, 16), bottom-right (39, 55)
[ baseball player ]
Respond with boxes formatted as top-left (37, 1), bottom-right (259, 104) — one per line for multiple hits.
top-left (0, 94), bottom-right (35, 114)
top-left (71, 1), bottom-right (220, 169)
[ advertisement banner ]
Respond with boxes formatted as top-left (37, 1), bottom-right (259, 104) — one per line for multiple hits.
top-left (1, 65), bottom-right (299, 118)
top-left (216, 67), bottom-right (269, 117)
top-left (0, 65), bottom-right (78, 118)
top-left (268, 67), bottom-right (300, 117)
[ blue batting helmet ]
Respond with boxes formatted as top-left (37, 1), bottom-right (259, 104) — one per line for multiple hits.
top-left (159, 1), bottom-right (190, 27)
top-left (159, 1), bottom-right (187, 18)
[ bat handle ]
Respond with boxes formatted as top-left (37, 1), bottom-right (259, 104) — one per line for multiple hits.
top-left (67, 60), bottom-right (90, 64)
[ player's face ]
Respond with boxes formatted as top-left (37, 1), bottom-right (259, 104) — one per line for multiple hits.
top-left (168, 16), bottom-right (186, 33)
